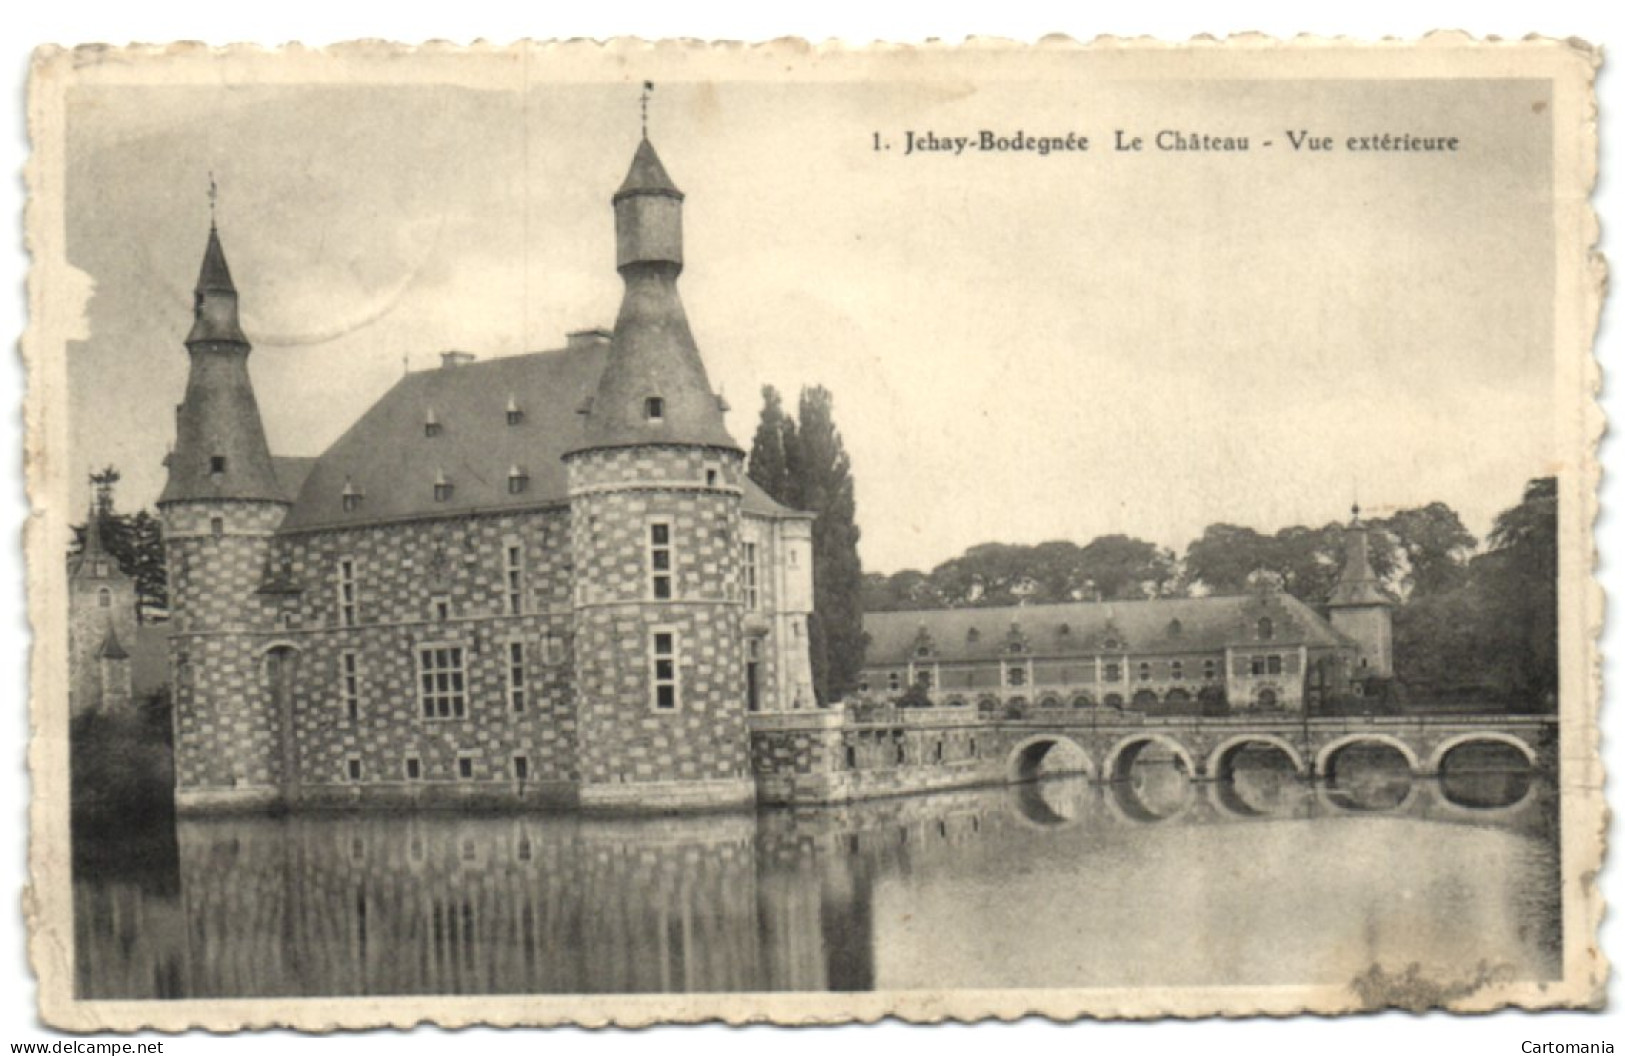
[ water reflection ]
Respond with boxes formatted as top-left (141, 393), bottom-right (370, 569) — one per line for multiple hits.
top-left (75, 757), bottom-right (1561, 999)
top-left (1324, 743), bottom-right (1417, 812)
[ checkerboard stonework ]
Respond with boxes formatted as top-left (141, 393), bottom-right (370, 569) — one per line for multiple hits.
top-left (161, 135), bottom-right (819, 814)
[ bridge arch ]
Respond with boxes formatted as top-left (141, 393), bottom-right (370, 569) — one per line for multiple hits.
top-left (1206, 734), bottom-right (1308, 780)
top-left (1007, 734), bottom-right (1095, 783)
top-left (1104, 733), bottom-right (1199, 782)
top-left (1315, 733), bottom-right (1421, 778)
top-left (1426, 731), bottom-right (1539, 775)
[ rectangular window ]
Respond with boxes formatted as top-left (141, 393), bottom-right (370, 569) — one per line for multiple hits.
top-left (457, 755), bottom-right (474, 780)
top-left (345, 756), bottom-right (362, 782)
top-left (651, 629), bottom-right (679, 711)
top-left (419, 646), bottom-right (468, 719)
top-left (746, 637), bottom-right (762, 712)
top-left (504, 543), bottom-right (524, 615)
top-left (888, 672), bottom-right (901, 692)
top-left (210, 455), bottom-right (227, 474)
top-left (1104, 662), bottom-right (1122, 682)
top-left (1172, 661), bottom-right (1184, 680)
top-left (340, 650), bottom-right (360, 721)
top-left (648, 521), bottom-right (673, 600)
top-left (1204, 659), bottom-right (1217, 680)
top-left (743, 541), bottom-right (759, 610)
top-left (337, 557), bottom-right (357, 627)
top-left (1251, 656), bottom-right (1267, 676)
top-left (1005, 665), bottom-right (1027, 687)
top-left (507, 641), bottom-right (527, 714)
top-left (1267, 654), bottom-right (1283, 675)
top-left (404, 756), bottom-right (422, 781)
top-left (433, 595), bottom-right (451, 622)
top-left (513, 755), bottom-right (530, 781)
top-left (209, 516), bottom-right (224, 538)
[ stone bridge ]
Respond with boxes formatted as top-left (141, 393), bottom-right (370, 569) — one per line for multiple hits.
top-left (991, 713), bottom-right (1558, 783)
top-left (748, 708), bottom-right (1559, 806)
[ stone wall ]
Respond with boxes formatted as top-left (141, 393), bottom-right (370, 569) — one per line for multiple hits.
top-left (567, 445), bottom-right (754, 808)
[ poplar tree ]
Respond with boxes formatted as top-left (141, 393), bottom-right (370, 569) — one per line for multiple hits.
top-left (747, 385), bottom-right (869, 703)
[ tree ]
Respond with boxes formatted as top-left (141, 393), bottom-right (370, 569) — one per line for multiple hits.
top-left (1476, 478), bottom-right (1558, 708)
top-left (747, 386), bottom-right (795, 504)
top-left (1075, 534), bottom-right (1178, 600)
top-left (862, 569), bottom-right (944, 612)
top-left (1375, 503), bottom-right (1477, 598)
top-left (749, 386), bottom-right (868, 703)
top-left (796, 386), bottom-right (868, 703)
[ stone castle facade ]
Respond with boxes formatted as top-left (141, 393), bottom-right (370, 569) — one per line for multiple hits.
top-left (160, 137), bottom-right (816, 813)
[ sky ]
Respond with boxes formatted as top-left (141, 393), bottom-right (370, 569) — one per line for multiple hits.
top-left (64, 73), bottom-right (1555, 573)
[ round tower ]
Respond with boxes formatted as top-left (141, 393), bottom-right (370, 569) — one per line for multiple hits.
top-left (159, 220), bottom-right (290, 809)
top-left (564, 136), bottom-right (754, 810)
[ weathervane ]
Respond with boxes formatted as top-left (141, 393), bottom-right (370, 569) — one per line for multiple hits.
top-left (640, 81), bottom-right (653, 139)
top-left (208, 171), bottom-right (218, 227)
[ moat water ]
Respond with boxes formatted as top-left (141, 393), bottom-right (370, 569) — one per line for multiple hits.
top-left (74, 744), bottom-right (1560, 998)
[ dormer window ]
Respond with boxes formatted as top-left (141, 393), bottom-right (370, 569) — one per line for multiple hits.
top-left (966, 628), bottom-right (980, 643)
top-left (644, 396), bottom-right (665, 422)
top-left (341, 479), bottom-right (362, 512)
top-left (1167, 619), bottom-right (1183, 639)
top-left (209, 455), bottom-right (227, 475)
top-left (506, 396), bottom-right (524, 426)
top-left (1103, 637), bottom-right (1121, 651)
top-left (1058, 623), bottom-right (1071, 637)
top-left (433, 470), bottom-right (452, 503)
top-left (424, 408), bottom-right (441, 438)
top-left (507, 466), bottom-right (529, 495)
top-left (1258, 617), bottom-right (1274, 640)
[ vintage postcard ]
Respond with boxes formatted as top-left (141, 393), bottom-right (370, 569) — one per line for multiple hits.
top-left (24, 37), bottom-right (1604, 1028)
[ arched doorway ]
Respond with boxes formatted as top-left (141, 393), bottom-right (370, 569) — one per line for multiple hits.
top-left (264, 645), bottom-right (302, 799)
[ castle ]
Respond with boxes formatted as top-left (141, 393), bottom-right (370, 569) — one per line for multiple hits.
top-left (857, 517), bottom-right (1394, 716)
top-left (160, 136), bottom-right (817, 813)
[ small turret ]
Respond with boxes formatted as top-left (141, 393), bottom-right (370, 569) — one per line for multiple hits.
top-left (186, 226), bottom-right (249, 347)
top-left (571, 138), bottom-right (736, 454)
top-left (1327, 504), bottom-right (1394, 678)
top-left (160, 221), bottom-right (284, 506)
top-left (1327, 505), bottom-right (1391, 608)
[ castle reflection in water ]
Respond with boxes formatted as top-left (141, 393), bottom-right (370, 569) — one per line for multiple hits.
top-left (75, 761), bottom-right (1559, 999)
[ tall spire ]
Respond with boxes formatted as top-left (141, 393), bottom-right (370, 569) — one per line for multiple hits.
top-left (571, 135), bottom-right (736, 453)
top-left (1327, 511), bottom-right (1390, 608)
top-left (160, 221), bottom-right (284, 506)
top-left (186, 221), bottom-right (249, 347)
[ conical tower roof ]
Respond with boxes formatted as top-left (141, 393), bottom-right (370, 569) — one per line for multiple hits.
top-left (570, 138), bottom-right (738, 454)
top-left (614, 138), bottom-right (684, 202)
top-left (186, 224), bottom-right (249, 346)
top-left (1327, 508), bottom-right (1391, 608)
top-left (161, 222), bottom-right (286, 505)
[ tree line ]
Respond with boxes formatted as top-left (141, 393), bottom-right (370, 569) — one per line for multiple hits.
top-left (860, 480), bottom-right (1557, 709)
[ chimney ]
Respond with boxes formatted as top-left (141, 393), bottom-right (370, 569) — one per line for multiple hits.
top-left (566, 328), bottom-right (612, 351)
top-left (440, 351), bottom-right (477, 369)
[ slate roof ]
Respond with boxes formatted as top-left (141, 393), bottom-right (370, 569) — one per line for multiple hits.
top-left (271, 457), bottom-right (316, 503)
top-left (278, 342), bottom-right (795, 533)
top-left (185, 225), bottom-right (248, 346)
top-left (1326, 520), bottom-right (1392, 607)
top-left (615, 138), bottom-right (684, 202)
top-left (864, 594), bottom-right (1353, 666)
